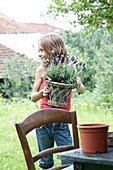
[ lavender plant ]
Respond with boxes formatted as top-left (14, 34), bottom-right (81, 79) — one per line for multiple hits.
top-left (45, 53), bottom-right (87, 85)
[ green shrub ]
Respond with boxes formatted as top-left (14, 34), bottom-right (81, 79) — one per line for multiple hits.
top-left (0, 55), bottom-right (38, 98)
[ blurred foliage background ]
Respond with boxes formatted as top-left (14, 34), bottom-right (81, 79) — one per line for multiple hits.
top-left (1, 27), bottom-right (113, 112)
top-left (0, 0), bottom-right (113, 121)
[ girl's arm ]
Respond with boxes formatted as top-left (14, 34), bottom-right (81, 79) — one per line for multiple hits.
top-left (31, 66), bottom-right (49, 102)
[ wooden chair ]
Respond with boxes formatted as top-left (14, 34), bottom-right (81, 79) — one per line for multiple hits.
top-left (15, 108), bottom-right (79, 170)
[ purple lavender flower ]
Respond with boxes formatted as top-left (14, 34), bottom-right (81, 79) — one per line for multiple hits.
top-left (71, 56), bottom-right (75, 61)
top-left (65, 54), bottom-right (70, 64)
top-left (82, 62), bottom-right (87, 70)
top-left (73, 57), bottom-right (78, 64)
top-left (44, 59), bottom-right (49, 66)
top-left (54, 55), bottom-right (60, 65)
top-left (60, 54), bottom-right (64, 63)
top-left (78, 61), bottom-right (83, 66)
top-left (45, 50), bottom-right (87, 84)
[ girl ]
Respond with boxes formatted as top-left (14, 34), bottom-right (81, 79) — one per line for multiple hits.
top-left (31, 33), bottom-right (85, 169)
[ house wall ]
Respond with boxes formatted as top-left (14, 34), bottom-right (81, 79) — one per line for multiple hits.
top-left (0, 33), bottom-right (42, 61)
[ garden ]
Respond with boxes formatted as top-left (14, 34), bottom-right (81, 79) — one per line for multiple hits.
top-left (0, 90), bottom-right (113, 169)
top-left (1, 1), bottom-right (113, 168)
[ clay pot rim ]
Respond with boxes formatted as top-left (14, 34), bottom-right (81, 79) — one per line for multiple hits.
top-left (77, 123), bottom-right (109, 129)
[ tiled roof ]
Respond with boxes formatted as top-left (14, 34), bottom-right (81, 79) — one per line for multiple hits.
top-left (0, 43), bottom-right (29, 78)
top-left (0, 12), bottom-right (60, 34)
top-left (0, 12), bottom-right (61, 79)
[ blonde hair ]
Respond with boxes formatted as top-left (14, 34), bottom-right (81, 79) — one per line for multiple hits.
top-left (38, 33), bottom-right (67, 59)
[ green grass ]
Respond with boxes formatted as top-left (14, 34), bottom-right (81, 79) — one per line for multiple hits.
top-left (0, 97), bottom-right (113, 170)
top-left (0, 99), bottom-right (37, 170)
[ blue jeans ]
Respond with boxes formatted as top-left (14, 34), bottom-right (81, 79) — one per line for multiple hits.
top-left (36, 123), bottom-right (72, 169)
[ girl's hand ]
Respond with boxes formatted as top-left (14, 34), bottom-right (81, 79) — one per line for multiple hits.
top-left (76, 77), bottom-right (82, 87)
top-left (76, 77), bottom-right (85, 94)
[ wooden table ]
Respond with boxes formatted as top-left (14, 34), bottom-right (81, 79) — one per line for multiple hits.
top-left (57, 147), bottom-right (113, 170)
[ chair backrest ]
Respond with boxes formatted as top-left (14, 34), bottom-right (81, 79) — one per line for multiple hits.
top-left (15, 108), bottom-right (79, 170)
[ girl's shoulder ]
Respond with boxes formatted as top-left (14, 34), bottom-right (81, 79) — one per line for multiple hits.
top-left (36, 65), bottom-right (45, 74)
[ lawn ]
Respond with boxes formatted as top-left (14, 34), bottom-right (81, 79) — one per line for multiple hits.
top-left (0, 95), bottom-right (113, 170)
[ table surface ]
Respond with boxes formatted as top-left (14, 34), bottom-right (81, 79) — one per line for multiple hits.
top-left (57, 147), bottom-right (113, 166)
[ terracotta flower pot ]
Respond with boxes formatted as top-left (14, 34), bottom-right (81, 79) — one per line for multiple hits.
top-left (77, 123), bottom-right (109, 154)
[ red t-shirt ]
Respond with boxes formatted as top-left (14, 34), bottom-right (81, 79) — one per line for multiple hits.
top-left (40, 78), bottom-right (72, 111)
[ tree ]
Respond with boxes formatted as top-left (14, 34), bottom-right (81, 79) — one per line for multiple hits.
top-left (48, 0), bottom-right (113, 29)
top-left (60, 28), bottom-right (113, 95)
